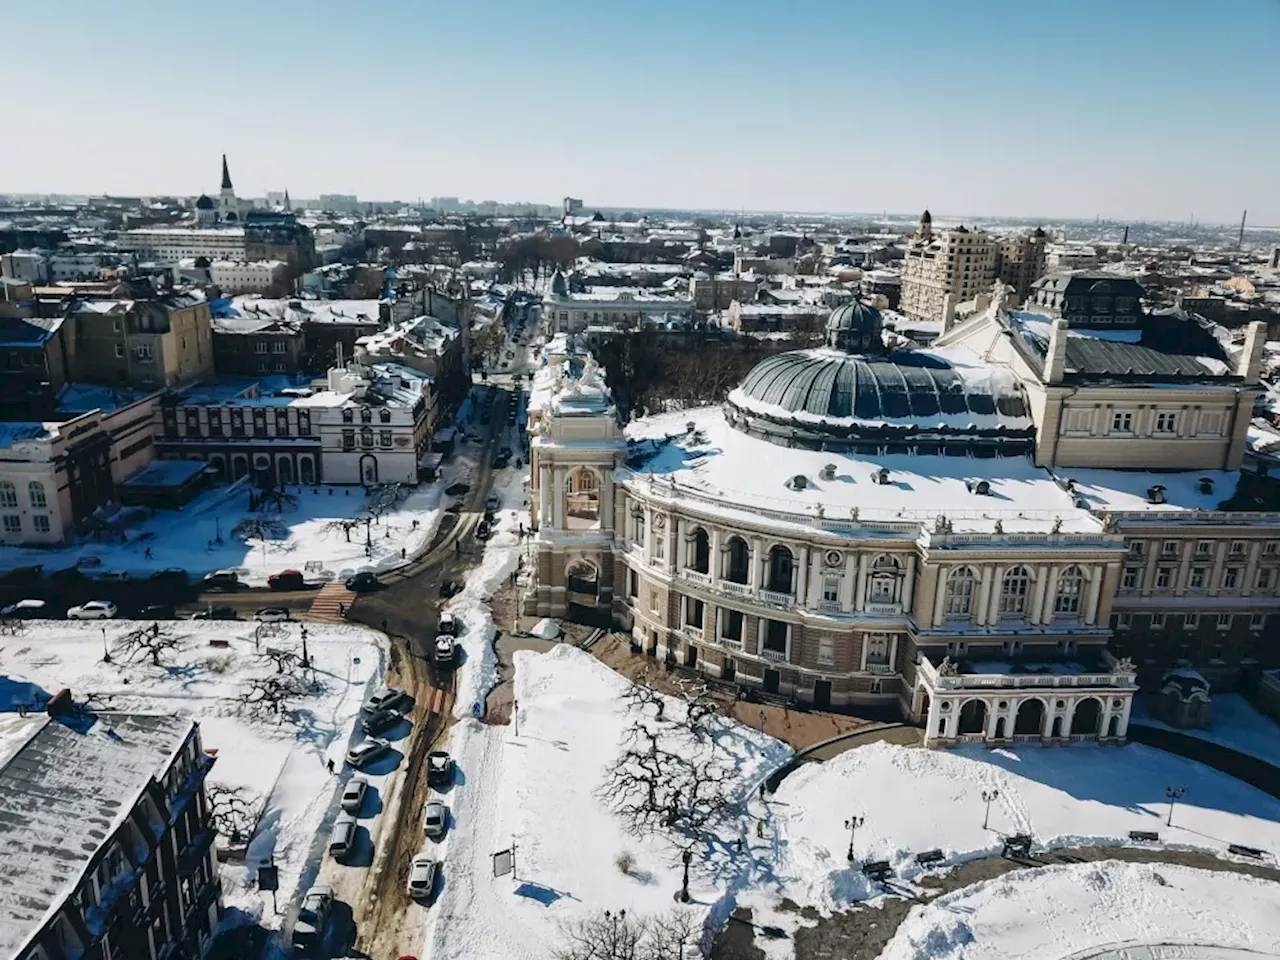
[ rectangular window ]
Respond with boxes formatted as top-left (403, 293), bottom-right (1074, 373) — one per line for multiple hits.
top-left (817, 636), bottom-right (835, 665)
top-left (1126, 539), bottom-right (1145, 556)
top-left (822, 576), bottom-right (840, 603)
top-left (3, 514), bottom-right (20, 534)
top-left (1112, 411), bottom-right (1133, 432)
top-left (136, 344), bottom-right (153, 362)
top-left (652, 531), bottom-right (665, 561)
top-left (628, 569), bottom-right (638, 599)
top-left (685, 598), bottom-right (704, 629)
top-left (342, 429), bottom-right (355, 450)
top-left (254, 341), bottom-right (268, 354)
top-left (1265, 541), bottom-right (1279, 556)
top-left (380, 430), bottom-right (393, 447)
top-left (1222, 567), bottom-right (1241, 589)
top-left (1257, 567), bottom-right (1274, 590)
top-left (1189, 567), bottom-right (1207, 589)
top-left (1122, 567), bottom-right (1139, 590)
top-left (1155, 567), bottom-right (1172, 589)
top-left (271, 341), bottom-right (287, 354)
top-left (1116, 612), bottom-right (1132, 630)
top-left (1250, 613), bottom-right (1266, 630)
top-left (1150, 612), bottom-right (1166, 630)
top-left (1154, 412), bottom-right (1177, 433)
top-left (1216, 613), bottom-right (1232, 631)
top-left (114, 343), bottom-right (124, 358)
top-left (649, 588), bottom-right (659, 614)
top-left (763, 620), bottom-right (788, 655)
top-left (1183, 613), bottom-right (1199, 631)
top-left (722, 609), bottom-right (744, 642)
top-left (1230, 540), bottom-right (1247, 556)
top-left (1196, 540), bottom-right (1214, 557)
top-left (1161, 540), bottom-right (1179, 558)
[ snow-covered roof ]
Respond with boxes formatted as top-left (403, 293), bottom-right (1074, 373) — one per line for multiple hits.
top-left (1062, 469), bottom-right (1242, 514)
top-left (0, 712), bottom-right (196, 957)
top-left (0, 422), bottom-right (56, 449)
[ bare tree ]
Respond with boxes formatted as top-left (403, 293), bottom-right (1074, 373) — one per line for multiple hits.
top-left (321, 517), bottom-right (365, 543)
top-left (207, 784), bottom-right (260, 845)
top-left (114, 623), bottom-right (184, 667)
top-left (0, 616), bottom-right (26, 637)
top-left (256, 646), bottom-right (302, 674)
top-left (233, 516), bottom-right (289, 542)
top-left (555, 909), bottom-right (698, 960)
top-left (639, 909), bottom-right (699, 960)
top-left (254, 484), bottom-right (299, 514)
top-left (365, 482), bottom-right (409, 521)
top-left (236, 674), bottom-right (310, 719)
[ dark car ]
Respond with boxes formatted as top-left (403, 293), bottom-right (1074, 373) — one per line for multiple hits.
top-left (149, 567), bottom-right (189, 586)
top-left (344, 571), bottom-right (380, 593)
top-left (363, 686), bottom-right (411, 715)
top-left (362, 707), bottom-right (403, 736)
top-left (439, 579), bottom-right (461, 598)
top-left (267, 569), bottom-right (306, 591)
top-left (139, 603), bottom-right (176, 620)
top-left (491, 453), bottom-right (510, 469)
top-left (426, 750), bottom-right (454, 787)
top-left (202, 570), bottom-right (241, 592)
top-left (48, 566), bottom-right (87, 587)
top-left (192, 605), bottom-right (238, 621)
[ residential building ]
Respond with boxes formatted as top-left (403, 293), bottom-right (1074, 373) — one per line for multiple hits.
top-left (210, 316), bottom-right (306, 376)
top-left (900, 211), bottom-right (998, 322)
top-left (0, 707), bottom-right (220, 960)
top-left (541, 271), bottom-right (693, 334)
top-left (355, 314), bottom-right (466, 393)
top-left (0, 251), bottom-right (48, 284)
top-left (0, 315), bottom-right (75, 420)
top-left (119, 227), bottom-right (246, 264)
top-left (689, 272), bottom-right (760, 311)
top-left (70, 290), bottom-right (214, 390)
top-left (996, 228), bottom-right (1048, 302)
top-left (174, 259), bottom-right (290, 295)
top-left (242, 211), bottom-right (317, 277)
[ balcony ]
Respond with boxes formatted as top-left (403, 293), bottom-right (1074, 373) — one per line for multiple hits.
top-left (758, 588), bottom-right (795, 610)
top-left (865, 601), bottom-right (903, 616)
top-left (719, 580), bottom-right (754, 599)
top-left (866, 663), bottom-right (895, 676)
top-left (682, 625), bottom-right (704, 642)
top-left (817, 600), bottom-right (843, 615)
top-left (680, 568), bottom-right (711, 586)
top-left (715, 634), bottom-right (743, 649)
top-left (761, 648), bottom-right (787, 663)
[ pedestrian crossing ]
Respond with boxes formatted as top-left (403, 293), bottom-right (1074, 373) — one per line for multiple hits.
top-left (307, 581), bottom-right (356, 623)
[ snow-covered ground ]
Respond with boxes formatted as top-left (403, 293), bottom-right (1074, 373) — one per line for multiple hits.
top-left (422, 646), bottom-right (791, 960)
top-left (1131, 693), bottom-right (1280, 769)
top-left (767, 740), bottom-right (1280, 913)
top-left (880, 860), bottom-right (1280, 960)
top-left (0, 619), bottom-right (384, 928)
top-left (0, 450), bottom-right (487, 587)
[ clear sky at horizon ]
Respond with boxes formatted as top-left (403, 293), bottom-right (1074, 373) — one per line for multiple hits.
top-left (5, 0), bottom-right (1278, 223)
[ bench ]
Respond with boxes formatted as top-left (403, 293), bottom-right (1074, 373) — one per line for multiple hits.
top-left (861, 860), bottom-right (892, 882)
top-left (1001, 834), bottom-right (1034, 859)
top-left (915, 849), bottom-right (945, 866)
top-left (1128, 830), bottom-right (1160, 842)
top-left (1228, 844), bottom-right (1265, 860)
top-left (208, 639), bottom-right (230, 648)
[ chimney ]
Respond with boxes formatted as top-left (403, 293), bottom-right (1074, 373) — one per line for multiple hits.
top-left (940, 293), bottom-right (957, 334)
top-left (1045, 317), bottom-right (1069, 384)
top-left (1237, 320), bottom-right (1266, 384)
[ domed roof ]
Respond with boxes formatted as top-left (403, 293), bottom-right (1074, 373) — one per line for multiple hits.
top-left (826, 298), bottom-right (883, 352)
top-left (195, 194), bottom-right (214, 210)
top-left (728, 348), bottom-right (1030, 443)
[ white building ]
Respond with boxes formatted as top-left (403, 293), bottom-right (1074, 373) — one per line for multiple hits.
top-left (541, 270), bottom-right (694, 333)
top-left (175, 258), bottom-right (289, 294)
top-left (120, 227), bottom-right (246, 264)
top-left (0, 252), bottom-right (48, 284)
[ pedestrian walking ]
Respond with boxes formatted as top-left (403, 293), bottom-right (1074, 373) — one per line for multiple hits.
top-left (455, 540), bottom-right (461, 555)
top-left (756, 818), bottom-right (764, 838)
top-left (338, 602), bottom-right (345, 618)
top-left (326, 758), bottom-right (335, 774)
top-left (382, 619), bottom-right (388, 633)
top-left (401, 547), bottom-right (406, 559)
top-left (759, 783), bottom-right (766, 802)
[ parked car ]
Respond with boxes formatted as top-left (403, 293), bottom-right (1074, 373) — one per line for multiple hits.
top-left (293, 884), bottom-right (333, 947)
top-left (361, 707), bottom-right (402, 736)
top-left (203, 570), bottom-right (241, 591)
top-left (345, 737), bottom-right (391, 769)
top-left (426, 750), bottom-right (454, 787)
top-left (433, 635), bottom-right (456, 666)
top-left (491, 452), bottom-right (510, 469)
top-left (267, 569), bottom-right (306, 591)
top-left (485, 494), bottom-right (500, 512)
top-left (475, 519), bottom-right (492, 541)
top-left (439, 579), bottom-right (461, 598)
top-left (406, 853), bottom-right (439, 900)
top-left (67, 600), bottom-right (118, 620)
top-left (328, 812), bottom-right (358, 861)
top-left (363, 686), bottom-right (410, 715)
top-left (191, 605), bottom-right (237, 621)
top-left (422, 799), bottom-right (447, 839)
top-left (94, 570), bottom-right (131, 584)
top-left (437, 612), bottom-right (458, 636)
top-left (340, 776), bottom-right (368, 815)
top-left (139, 603), bottom-right (175, 620)
top-left (344, 571), bottom-right (380, 593)
top-left (149, 567), bottom-right (189, 586)
top-left (1, 599), bottom-right (47, 619)
top-left (254, 607), bottom-right (291, 623)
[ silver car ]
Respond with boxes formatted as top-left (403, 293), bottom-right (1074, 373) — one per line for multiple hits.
top-left (293, 884), bottom-right (333, 946)
top-left (340, 776), bottom-right (368, 815)
top-left (329, 812), bottom-right (358, 861)
top-left (423, 799), bottom-right (447, 839)
top-left (406, 853), bottom-right (439, 900)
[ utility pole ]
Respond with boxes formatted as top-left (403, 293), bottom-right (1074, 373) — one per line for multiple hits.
top-left (1165, 785), bottom-right (1186, 826)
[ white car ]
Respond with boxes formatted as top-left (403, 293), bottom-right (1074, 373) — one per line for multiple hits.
top-left (253, 607), bottom-right (291, 623)
top-left (423, 799), bottom-right (447, 839)
top-left (406, 853), bottom-right (439, 900)
top-left (67, 600), bottom-right (118, 620)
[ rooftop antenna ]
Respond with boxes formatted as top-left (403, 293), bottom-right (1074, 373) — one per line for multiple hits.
top-left (1238, 209), bottom-right (1247, 250)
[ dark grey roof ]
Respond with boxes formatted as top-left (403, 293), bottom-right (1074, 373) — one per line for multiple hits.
top-left (734, 348), bottom-right (1027, 424)
top-left (1031, 271), bottom-right (1145, 297)
top-left (0, 712), bottom-right (194, 955)
top-left (827, 299), bottom-right (882, 334)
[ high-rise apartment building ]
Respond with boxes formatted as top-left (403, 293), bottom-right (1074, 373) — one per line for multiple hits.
top-left (997, 228), bottom-right (1048, 302)
top-left (900, 211), bottom-right (997, 322)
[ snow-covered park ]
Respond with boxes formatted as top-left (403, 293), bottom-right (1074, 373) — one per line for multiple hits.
top-left (0, 618), bottom-right (385, 928)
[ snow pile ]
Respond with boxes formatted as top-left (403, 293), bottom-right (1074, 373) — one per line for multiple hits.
top-left (0, 619), bottom-right (384, 929)
top-left (423, 645), bottom-right (791, 960)
top-left (445, 462), bottom-right (530, 720)
top-left (772, 740), bottom-right (1280, 912)
top-left (529, 618), bottom-right (560, 640)
top-left (880, 860), bottom-right (1280, 960)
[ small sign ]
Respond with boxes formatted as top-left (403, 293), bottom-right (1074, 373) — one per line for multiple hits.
top-left (492, 848), bottom-right (515, 878)
top-left (257, 863), bottom-right (279, 891)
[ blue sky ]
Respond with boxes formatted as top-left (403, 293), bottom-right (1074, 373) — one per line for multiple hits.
top-left (5, 0), bottom-right (1278, 222)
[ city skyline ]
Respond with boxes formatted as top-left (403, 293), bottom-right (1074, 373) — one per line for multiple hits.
top-left (2, 0), bottom-right (1278, 223)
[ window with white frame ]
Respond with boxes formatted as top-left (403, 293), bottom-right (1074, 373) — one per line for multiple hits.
top-left (1265, 541), bottom-right (1279, 556)
top-left (254, 341), bottom-right (268, 354)
top-left (1183, 613), bottom-right (1199, 631)
top-left (1196, 540), bottom-right (1214, 557)
top-left (945, 567), bottom-right (976, 616)
top-left (1155, 567), bottom-right (1172, 589)
top-left (864, 632), bottom-right (889, 665)
top-left (1112, 411), bottom-right (1134, 432)
top-left (1250, 613), bottom-right (1266, 630)
top-left (1150, 612), bottom-right (1166, 629)
top-left (1216, 613), bottom-right (1232, 631)
top-left (1189, 567), bottom-right (1207, 589)
top-left (1161, 540), bottom-right (1179, 558)
top-left (26, 481), bottom-right (45, 509)
top-left (822, 576), bottom-right (840, 603)
top-left (1222, 567), bottom-right (1241, 590)
top-left (33, 515), bottom-right (50, 533)
top-left (652, 530), bottom-right (665, 561)
top-left (1127, 539), bottom-right (1145, 556)
top-left (1257, 567), bottom-right (1275, 590)
top-left (1230, 540), bottom-right (1247, 556)
top-left (685, 597), bottom-right (704, 630)
top-left (2, 515), bottom-right (20, 534)
top-left (1122, 567), bottom-right (1139, 590)
top-left (817, 636), bottom-right (835, 665)
top-left (1053, 566), bottom-right (1084, 615)
top-left (0, 482), bottom-right (15, 509)
top-left (633, 512), bottom-right (645, 549)
top-left (1000, 567), bottom-right (1031, 615)
top-left (1116, 612), bottom-right (1132, 630)
top-left (1154, 411), bottom-right (1177, 433)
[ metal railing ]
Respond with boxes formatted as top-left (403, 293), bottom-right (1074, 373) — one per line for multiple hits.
top-left (761, 648), bottom-right (787, 662)
top-left (758, 588), bottom-right (795, 609)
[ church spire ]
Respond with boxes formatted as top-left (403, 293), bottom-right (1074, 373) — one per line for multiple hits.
top-left (220, 154), bottom-right (233, 191)
top-left (283, 187), bottom-right (291, 211)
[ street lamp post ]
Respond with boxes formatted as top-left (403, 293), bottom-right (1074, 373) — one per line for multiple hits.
top-left (981, 789), bottom-right (1000, 830)
top-left (300, 624), bottom-right (311, 670)
top-left (1165, 785), bottom-right (1186, 827)
top-left (844, 814), bottom-right (865, 862)
top-left (679, 849), bottom-right (692, 903)
top-left (101, 626), bottom-right (111, 663)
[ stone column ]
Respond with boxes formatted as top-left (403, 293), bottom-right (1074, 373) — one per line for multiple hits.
top-left (710, 526), bottom-right (722, 579)
top-left (796, 545), bottom-right (810, 602)
top-left (642, 503), bottom-right (653, 563)
top-left (986, 565), bottom-right (1006, 624)
top-left (600, 472), bottom-right (615, 533)
top-left (1208, 541), bottom-right (1228, 597)
top-left (669, 515), bottom-right (681, 574)
top-left (1084, 568), bottom-right (1103, 626)
top-left (1040, 565), bottom-right (1061, 625)
top-left (932, 565), bottom-right (948, 628)
top-left (902, 554), bottom-right (916, 614)
top-left (1175, 545), bottom-right (1192, 597)
top-left (1116, 695), bottom-right (1133, 738)
top-left (1141, 542), bottom-right (1159, 598)
top-left (925, 695), bottom-right (940, 744)
top-left (1096, 562), bottom-right (1122, 626)
top-left (1042, 700), bottom-right (1056, 739)
top-left (855, 552), bottom-right (869, 613)
top-left (844, 551), bottom-right (859, 610)
top-left (1030, 569), bottom-right (1049, 625)
top-left (975, 566), bottom-right (993, 626)
top-left (749, 538), bottom-right (763, 591)
top-left (553, 466), bottom-right (567, 529)
top-left (1242, 540), bottom-right (1262, 597)
top-left (539, 463), bottom-right (552, 527)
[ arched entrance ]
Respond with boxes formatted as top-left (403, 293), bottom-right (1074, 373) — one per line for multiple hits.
top-left (1052, 716), bottom-right (1063, 738)
top-left (958, 699), bottom-right (988, 735)
top-left (208, 455), bottom-right (228, 483)
top-left (1014, 698), bottom-right (1045, 736)
top-left (277, 457), bottom-right (294, 485)
top-left (232, 455), bottom-right (249, 480)
top-left (1071, 697), bottom-right (1102, 736)
top-left (994, 717), bottom-right (1007, 739)
top-left (1107, 715), bottom-right (1121, 739)
top-left (359, 454), bottom-right (378, 485)
top-left (565, 558), bottom-right (606, 625)
top-left (299, 456), bottom-right (316, 485)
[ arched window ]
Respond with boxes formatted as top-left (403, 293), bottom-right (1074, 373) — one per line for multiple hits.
top-left (360, 407), bottom-right (372, 423)
top-left (688, 527), bottom-right (710, 574)
top-left (342, 408), bottom-right (354, 423)
top-left (564, 468), bottom-right (599, 528)
top-left (945, 567), bottom-right (976, 617)
top-left (1000, 566), bottom-right (1031, 615)
top-left (379, 409), bottom-right (391, 423)
top-left (1054, 566), bottom-right (1084, 615)
top-left (27, 481), bottom-right (46, 510)
top-left (767, 545), bottom-right (794, 594)
top-left (361, 428), bottom-right (374, 448)
top-left (725, 536), bottom-right (750, 584)
top-left (0, 481), bottom-right (16, 509)
top-left (869, 555), bottom-right (901, 604)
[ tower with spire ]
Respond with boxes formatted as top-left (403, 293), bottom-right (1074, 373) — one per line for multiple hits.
top-left (217, 154), bottom-right (247, 223)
